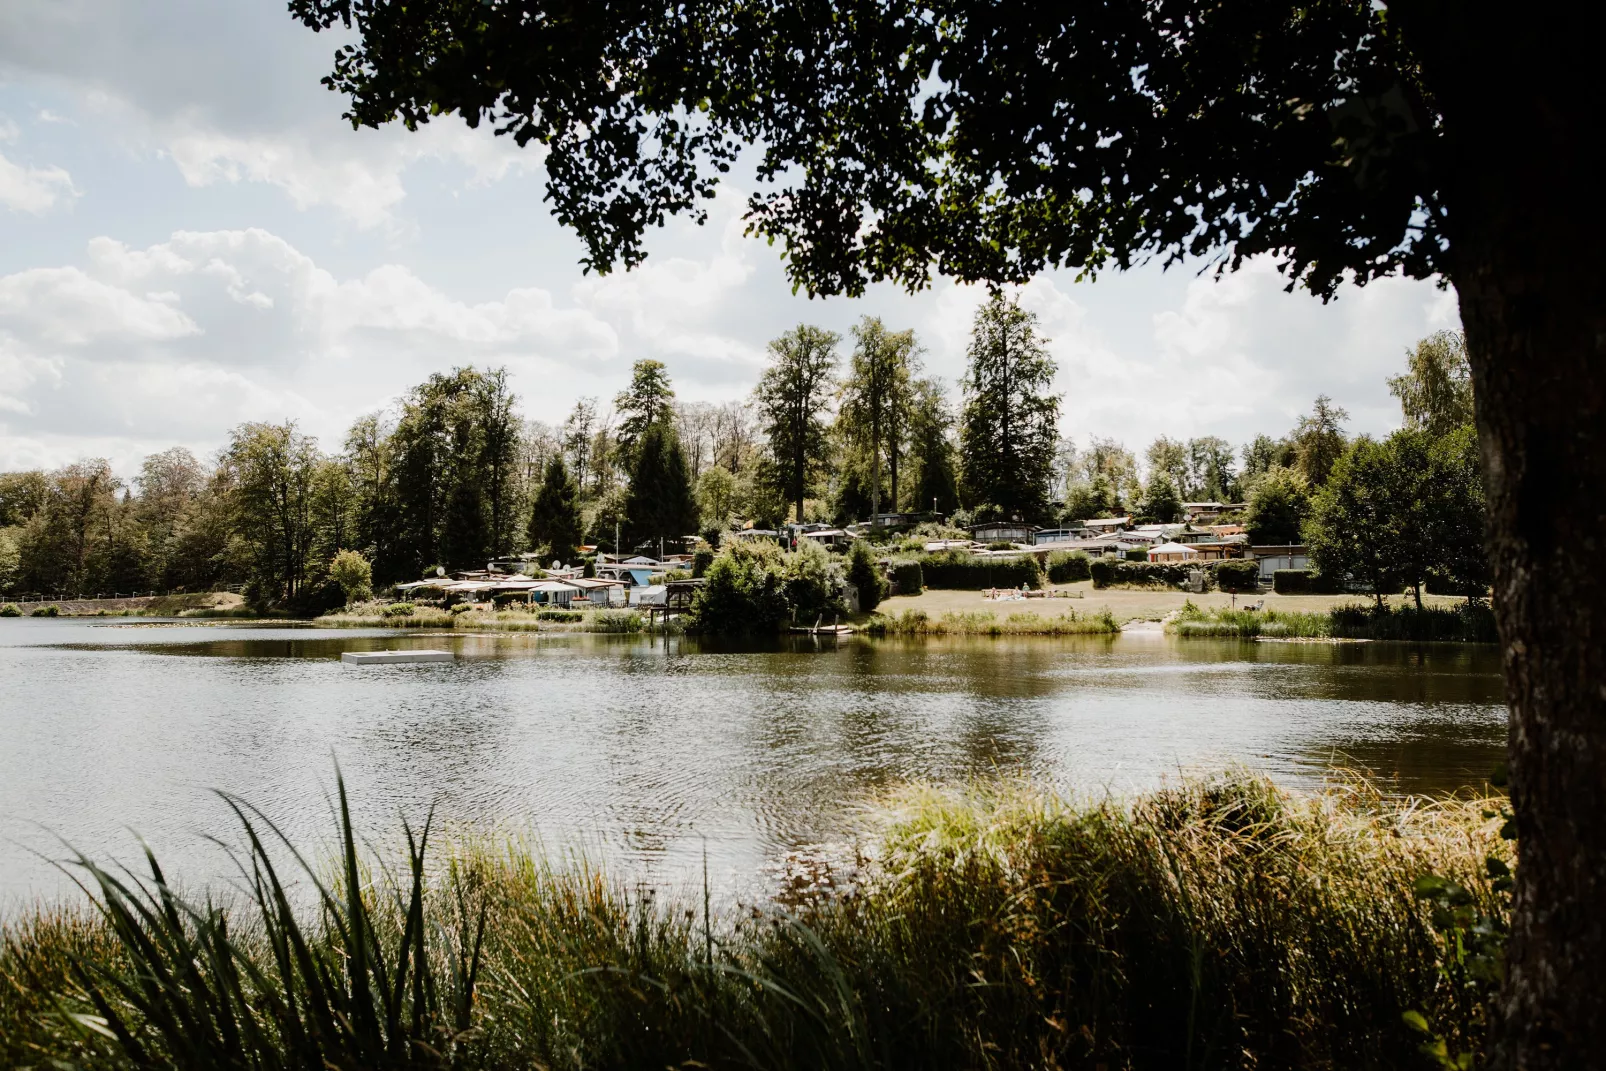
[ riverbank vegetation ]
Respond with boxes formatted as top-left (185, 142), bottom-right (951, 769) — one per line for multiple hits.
top-left (1, 773), bottom-right (1508, 1070)
top-left (316, 602), bottom-right (648, 633)
top-left (1170, 600), bottom-right (1499, 643)
top-left (865, 607), bottom-right (1118, 636)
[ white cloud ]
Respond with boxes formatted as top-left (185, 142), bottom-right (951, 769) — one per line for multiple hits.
top-left (0, 150), bottom-right (78, 214)
top-left (0, 228), bottom-right (632, 469)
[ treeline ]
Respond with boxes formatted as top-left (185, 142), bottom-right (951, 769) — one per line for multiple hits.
top-left (0, 294), bottom-right (1484, 607)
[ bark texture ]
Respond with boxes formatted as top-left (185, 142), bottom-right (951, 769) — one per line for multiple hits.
top-left (1414, 10), bottom-right (1606, 1066)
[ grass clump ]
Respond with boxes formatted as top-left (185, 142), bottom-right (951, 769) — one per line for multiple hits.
top-left (2, 773), bottom-right (1507, 1070)
top-left (0, 602), bottom-right (21, 617)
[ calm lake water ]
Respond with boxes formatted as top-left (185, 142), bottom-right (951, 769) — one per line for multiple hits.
top-left (0, 618), bottom-right (1505, 906)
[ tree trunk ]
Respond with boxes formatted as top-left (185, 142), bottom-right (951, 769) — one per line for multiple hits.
top-left (1414, 12), bottom-right (1606, 1064)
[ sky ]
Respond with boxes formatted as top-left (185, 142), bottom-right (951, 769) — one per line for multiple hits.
top-left (0, 0), bottom-right (1462, 480)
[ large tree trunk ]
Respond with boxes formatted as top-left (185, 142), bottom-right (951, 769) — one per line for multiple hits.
top-left (1418, 13), bottom-right (1606, 1064)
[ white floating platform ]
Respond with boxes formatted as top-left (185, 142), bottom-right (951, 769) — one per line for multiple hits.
top-left (341, 650), bottom-right (454, 665)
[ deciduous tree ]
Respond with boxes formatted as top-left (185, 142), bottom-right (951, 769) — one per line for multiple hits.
top-left (1390, 330), bottom-right (1475, 437)
top-left (289, 6), bottom-right (1606, 1054)
top-left (754, 325), bottom-right (838, 524)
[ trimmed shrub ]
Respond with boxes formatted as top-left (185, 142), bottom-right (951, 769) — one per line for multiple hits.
top-left (382, 602), bottom-right (416, 617)
top-left (30, 604), bottom-right (59, 617)
top-left (1045, 550), bottom-right (1091, 584)
top-left (0, 603), bottom-right (20, 617)
top-left (892, 561), bottom-right (924, 595)
top-left (920, 552), bottom-right (1042, 590)
top-left (1273, 569), bottom-right (1343, 595)
top-left (1091, 559), bottom-right (1204, 589)
top-left (1125, 548), bottom-right (1150, 562)
top-left (1216, 559), bottom-right (1263, 593)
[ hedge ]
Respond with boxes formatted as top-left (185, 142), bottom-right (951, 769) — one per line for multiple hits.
top-left (892, 561), bottom-right (924, 595)
top-left (1045, 550), bottom-right (1092, 584)
top-left (1090, 559), bottom-right (1208, 589)
top-left (537, 609), bottom-right (583, 622)
top-left (1215, 559), bottom-right (1263, 593)
top-left (1273, 570), bottom-right (1342, 595)
top-left (919, 552), bottom-right (1042, 590)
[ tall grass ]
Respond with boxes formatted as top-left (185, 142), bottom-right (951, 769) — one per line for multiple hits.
top-left (866, 607), bottom-right (1119, 636)
top-left (1170, 600), bottom-right (1498, 642)
top-left (3, 774), bottom-right (1507, 1069)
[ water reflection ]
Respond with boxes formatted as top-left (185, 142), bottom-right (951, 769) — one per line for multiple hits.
top-left (0, 619), bottom-right (1503, 904)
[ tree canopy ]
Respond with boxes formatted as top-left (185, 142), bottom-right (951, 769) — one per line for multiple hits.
top-left (289, 0), bottom-right (1448, 302)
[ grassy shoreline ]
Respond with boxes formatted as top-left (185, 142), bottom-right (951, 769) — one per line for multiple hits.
top-left (1168, 600), bottom-right (1499, 642)
top-left (2, 773), bottom-right (1507, 1070)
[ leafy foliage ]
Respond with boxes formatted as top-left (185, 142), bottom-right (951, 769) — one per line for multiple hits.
top-left (753, 325), bottom-right (839, 524)
top-left (846, 539), bottom-right (886, 612)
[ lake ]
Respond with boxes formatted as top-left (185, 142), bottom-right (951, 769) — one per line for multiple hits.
top-left (0, 618), bottom-right (1505, 907)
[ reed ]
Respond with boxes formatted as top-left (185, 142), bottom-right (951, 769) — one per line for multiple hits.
top-left (1169, 600), bottom-right (1497, 642)
top-left (3, 774), bottom-right (1507, 1070)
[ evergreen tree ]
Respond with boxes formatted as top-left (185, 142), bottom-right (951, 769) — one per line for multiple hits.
top-left (613, 359), bottom-right (676, 466)
top-left (624, 421), bottom-right (698, 552)
top-left (1137, 473), bottom-right (1184, 524)
top-left (754, 325), bottom-right (839, 524)
top-left (528, 454), bottom-right (583, 563)
top-left (959, 295), bottom-right (1060, 521)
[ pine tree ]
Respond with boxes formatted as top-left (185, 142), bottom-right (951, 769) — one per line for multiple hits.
top-left (624, 421), bottom-right (698, 552)
top-left (528, 455), bottom-right (583, 563)
top-left (959, 295), bottom-right (1060, 521)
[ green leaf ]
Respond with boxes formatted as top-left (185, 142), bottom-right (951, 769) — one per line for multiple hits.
top-left (1401, 1009), bottom-right (1431, 1034)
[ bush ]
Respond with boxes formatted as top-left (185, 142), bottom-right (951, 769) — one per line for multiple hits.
top-left (536, 609), bottom-right (583, 622)
top-left (692, 545), bottom-right (715, 578)
top-left (986, 540), bottom-right (1017, 551)
top-left (1330, 602), bottom-right (1498, 642)
top-left (30, 604), bottom-right (59, 617)
top-left (1125, 547), bottom-right (1149, 562)
top-left (1044, 550), bottom-right (1091, 584)
top-left (891, 561), bottom-right (924, 595)
top-left (1274, 569), bottom-right (1342, 595)
top-left (847, 540), bottom-right (887, 612)
top-left (920, 551), bottom-right (1042, 590)
top-left (1216, 558), bottom-right (1263, 593)
top-left (382, 602), bottom-right (416, 617)
top-left (327, 549), bottom-right (373, 604)
top-left (0, 603), bottom-right (20, 617)
top-left (1091, 559), bottom-right (1204, 589)
top-left (688, 540), bottom-right (791, 634)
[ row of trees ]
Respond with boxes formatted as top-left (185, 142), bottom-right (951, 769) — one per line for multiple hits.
top-left (0, 309), bottom-right (1475, 607)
